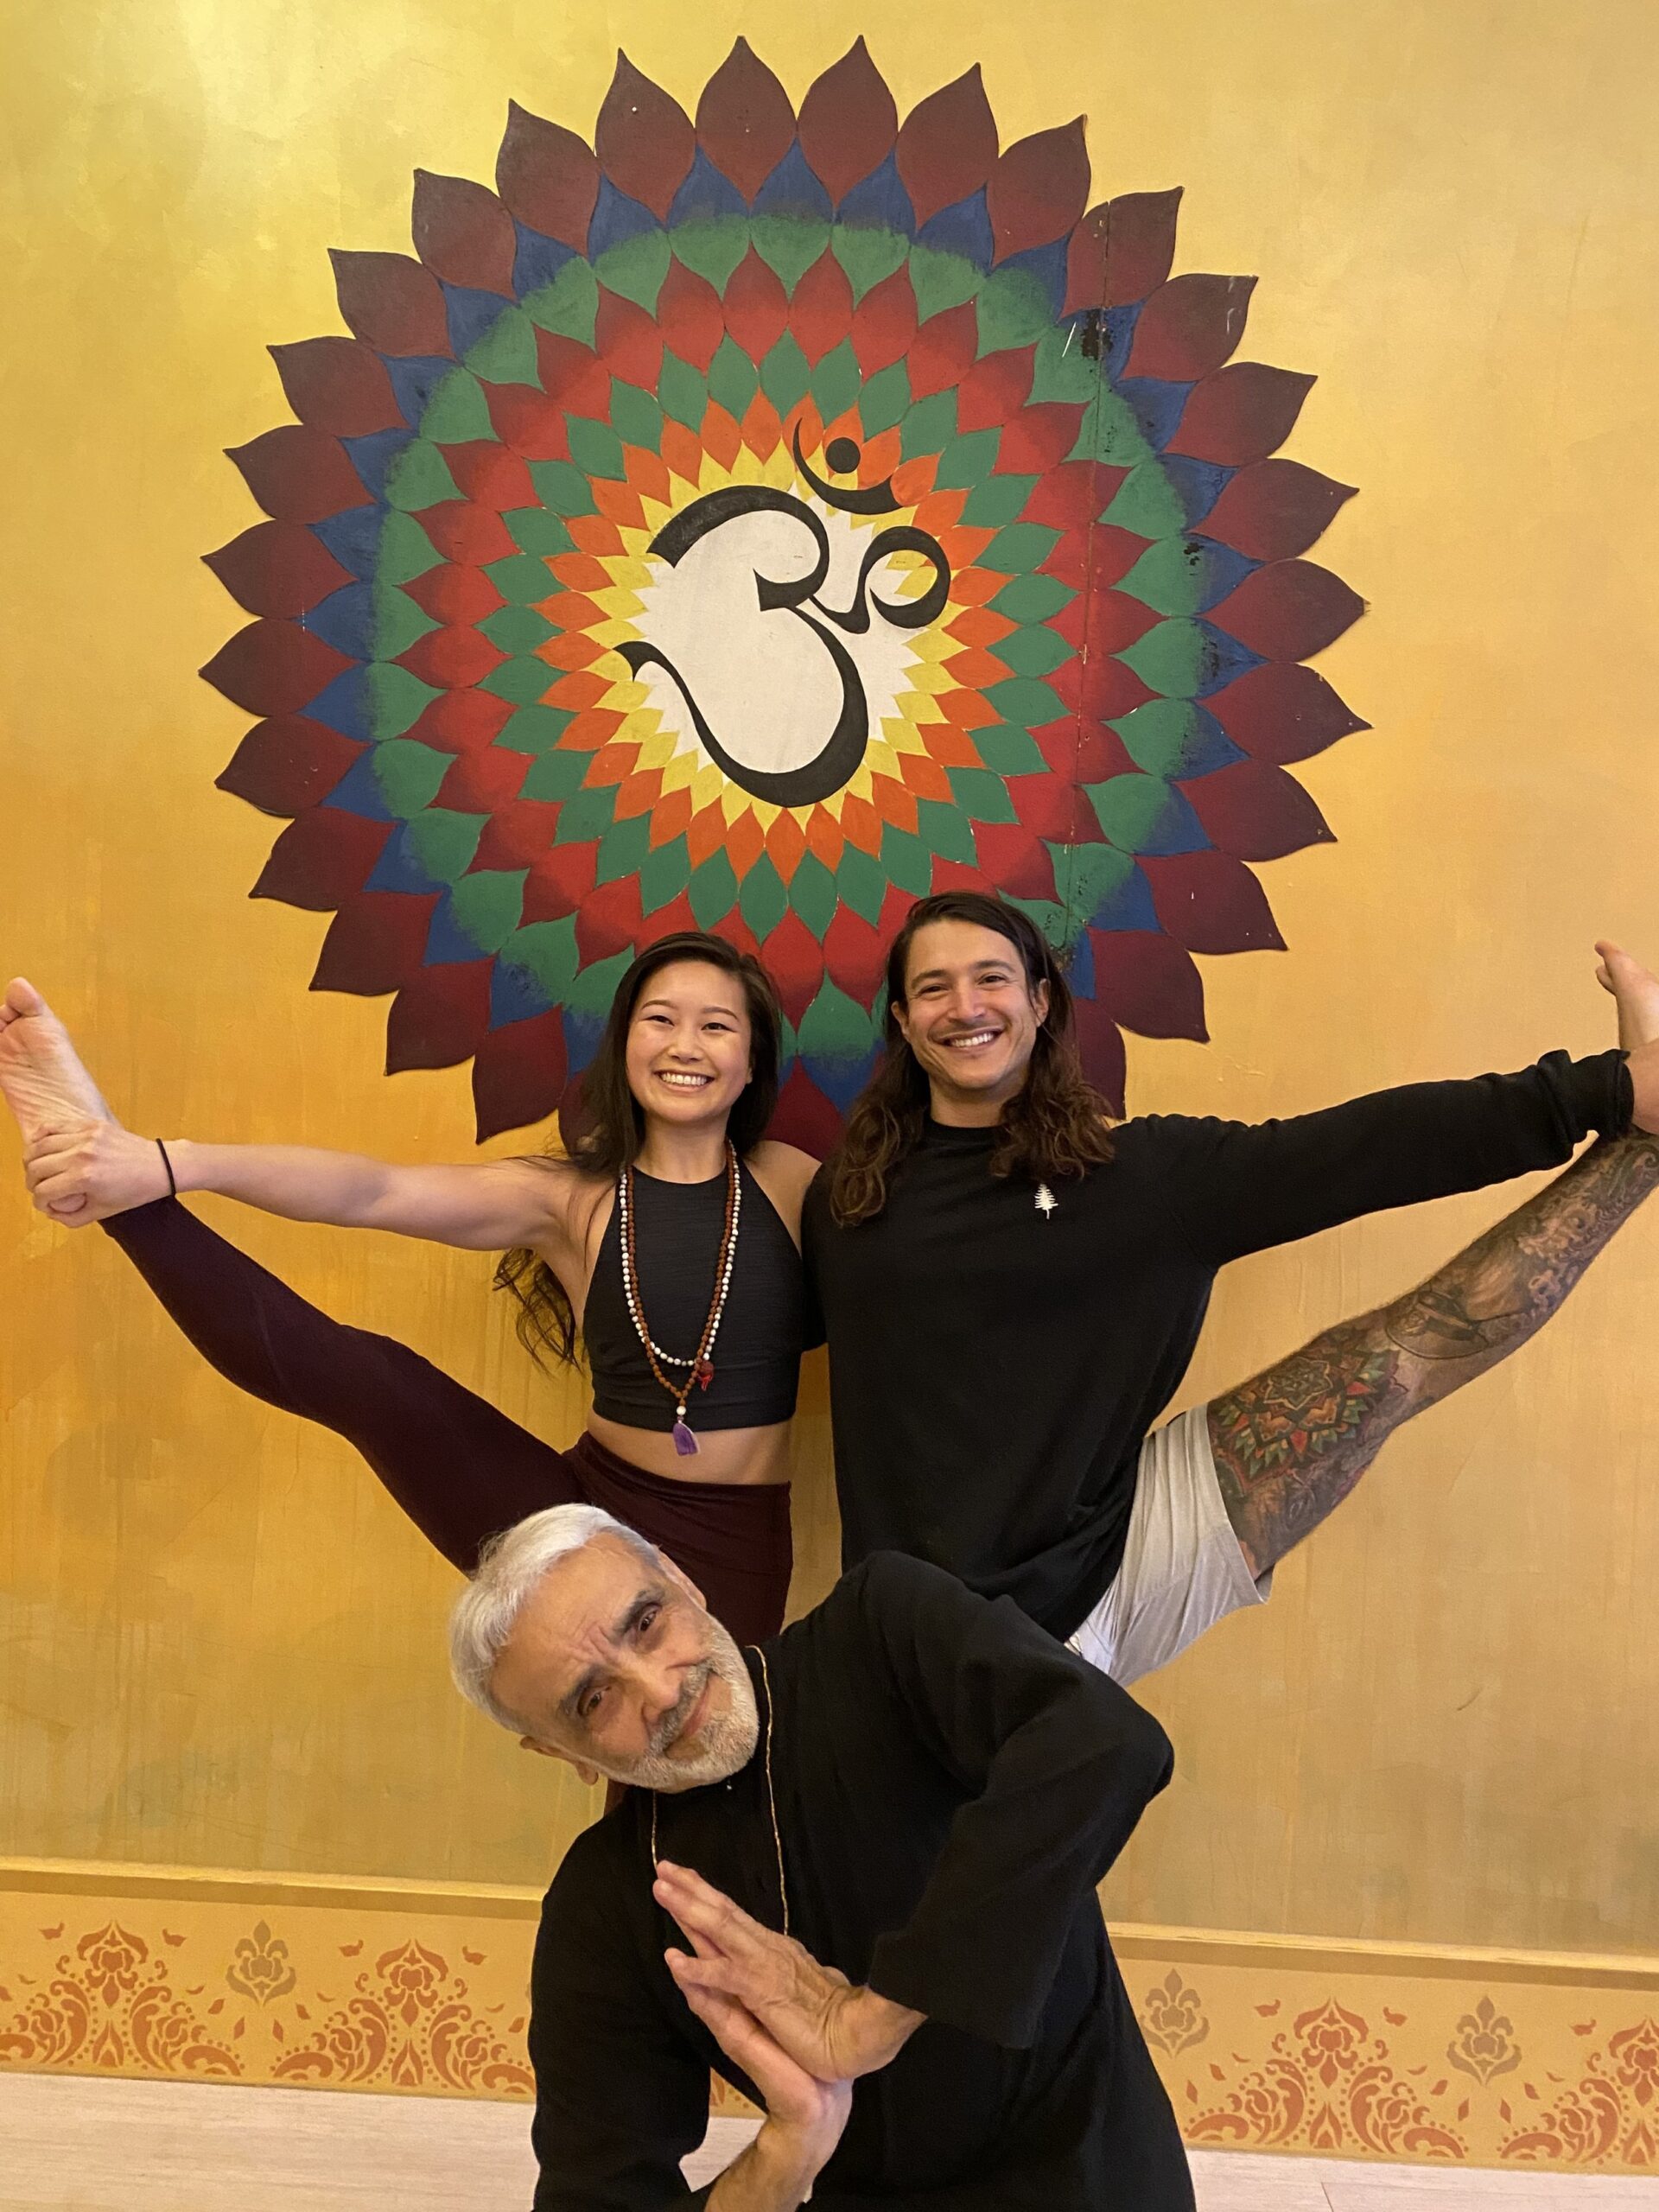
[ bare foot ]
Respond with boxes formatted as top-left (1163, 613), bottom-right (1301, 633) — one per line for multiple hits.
top-left (0, 979), bottom-right (114, 1147)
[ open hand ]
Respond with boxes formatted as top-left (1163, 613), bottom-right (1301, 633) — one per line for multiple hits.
top-left (675, 1973), bottom-right (852, 2176)
top-left (656, 1861), bottom-right (923, 2084)
top-left (25, 1121), bottom-right (170, 1224)
top-left (1597, 943), bottom-right (1659, 1132)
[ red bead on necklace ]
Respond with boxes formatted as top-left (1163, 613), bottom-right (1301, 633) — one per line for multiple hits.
top-left (616, 1144), bottom-right (741, 1456)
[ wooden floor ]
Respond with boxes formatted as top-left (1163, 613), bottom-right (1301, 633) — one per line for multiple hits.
top-left (3, 2074), bottom-right (1657, 2209)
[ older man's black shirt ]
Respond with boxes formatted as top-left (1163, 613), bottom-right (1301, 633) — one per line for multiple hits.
top-left (804, 1050), bottom-right (1632, 1638)
top-left (528, 1552), bottom-right (1191, 2209)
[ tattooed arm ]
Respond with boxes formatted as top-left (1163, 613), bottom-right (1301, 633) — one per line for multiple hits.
top-left (1209, 1134), bottom-right (1659, 1578)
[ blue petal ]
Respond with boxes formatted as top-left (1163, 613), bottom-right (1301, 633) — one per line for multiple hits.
top-left (1191, 541), bottom-right (1259, 613)
top-left (999, 237), bottom-right (1068, 320)
top-left (366, 823), bottom-right (443, 893)
top-left (1117, 376), bottom-right (1192, 454)
top-left (803, 1047), bottom-right (880, 1111)
top-left (384, 355), bottom-right (455, 429)
top-left (836, 153), bottom-right (915, 236)
top-left (444, 285), bottom-right (513, 359)
top-left (313, 506), bottom-right (385, 582)
top-left (491, 957), bottom-right (555, 1027)
top-left (303, 582), bottom-right (374, 660)
top-left (1195, 620), bottom-right (1265, 697)
top-left (512, 221), bottom-right (574, 301)
top-left (1160, 454), bottom-right (1230, 529)
top-left (343, 427), bottom-right (414, 500)
top-left (322, 749), bottom-right (395, 821)
top-left (752, 140), bottom-right (833, 221)
top-left (667, 149), bottom-right (748, 226)
top-left (424, 893), bottom-right (486, 966)
top-left (308, 667), bottom-right (373, 743)
top-left (1087, 862), bottom-right (1160, 932)
top-left (562, 1005), bottom-right (607, 1075)
top-left (588, 177), bottom-right (664, 258)
top-left (917, 190), bottom-right (993, 270)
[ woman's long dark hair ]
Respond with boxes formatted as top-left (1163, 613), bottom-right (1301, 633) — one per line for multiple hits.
top-left (496, 931), bottom-right (782, 1366)
top-left (827, 892), bottom-right (1114, 1226)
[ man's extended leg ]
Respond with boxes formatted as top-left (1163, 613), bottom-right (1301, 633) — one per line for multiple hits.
top-left (1211, 1127), bottom-right (1659, 1578)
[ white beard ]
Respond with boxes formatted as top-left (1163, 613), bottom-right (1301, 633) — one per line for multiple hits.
top-left (602, 1618), bottom-right (760, 1792)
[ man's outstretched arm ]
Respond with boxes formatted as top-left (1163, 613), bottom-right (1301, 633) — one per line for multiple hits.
top-left (1211, 1129), bottom-right (1659, 1579)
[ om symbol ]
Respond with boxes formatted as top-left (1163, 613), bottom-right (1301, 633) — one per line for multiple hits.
top-left (619, 429), bottom-right (952, 808)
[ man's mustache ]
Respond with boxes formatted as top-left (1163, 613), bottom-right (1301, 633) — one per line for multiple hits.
top-left (648, 1659), bottom-right (714, 1757)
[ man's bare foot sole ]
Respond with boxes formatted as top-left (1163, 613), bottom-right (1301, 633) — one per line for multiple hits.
top-left (0, 980), bottom-right (113, 1146)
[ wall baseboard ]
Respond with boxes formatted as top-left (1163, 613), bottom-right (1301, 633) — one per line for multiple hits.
top-left (4, 1859), bottom-right (1656, 2168)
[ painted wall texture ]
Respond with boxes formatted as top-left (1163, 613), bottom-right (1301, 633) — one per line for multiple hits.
top-left (3, 0), bottom-right (1657, 1972)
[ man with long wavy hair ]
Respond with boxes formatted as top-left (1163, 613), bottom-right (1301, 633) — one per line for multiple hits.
top-left (805, 893), bottom-right (1659, 1684)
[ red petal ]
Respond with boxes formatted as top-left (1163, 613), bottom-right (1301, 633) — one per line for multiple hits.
top-left (252, 809), bottom-right (391, 911)
top-left (851, 266), bottom-right (917, 378)
top-left (437, 745), bottom-right (531, 812)
top-left (1210, 559), bottom-right (1365, 660)
top-left (227, 427), bottom-right (370, 523)
top-left (906, 304), bottom-right (978, 399)
top-left (957, 348), bottom-right (1035, 431)
top-left (534, 329), bottom-right (612, 416)
top-left (474, 798), bottom-right (563, 869)
top-left (329, 249), bottom-right (452, 358)
top-left (1086, 928), bottom-right (1207, 1043)
top-left (1004, 775), bottom-right (1097, 842)
top-left (822, 904), bottom-right (887, 999)
top-left (495, 100), bottom-right (599, 249)
top-left (970, 820), bottom-right (1056, 899)
top-left (1196, 459), bottom-right (1357, 563)
top-left (200, 620), bottom-right (352, 716)
top-left (1207, 662), bottom-right (1369, 765)
top-left (487, 384), bottom-right (574, 461)
top-left (312, 891), bottom-right (440, 994)
top-left (657, 257), bottom-right (726, 372)
top-left (1069, 995), bottom-right (1127, 1116)
top-left (270, 338), bottom-right (401, 435)
top-left (442, 442), bottom-right (537, 510)
top-left (577, 875), bottom-right (646, 963)
top-left (595, 53), bottom-right (695, 220)
top-left (474, 1009), bottom-right (568, 1142)
top-left (415, 501), bottom-right (519, 566)
top-left (524, 843), bottom-right (598, 923)
top-left (595, 289), bottom-right (664, 389)
top-left (995, 404), bottom-right (1085, 476)
top-left (386, 962), bottom-right (494, 1071)
top-left (403, 564), bottom-right (505, 626)
top-left (987, 120), bottom-right (1090, 264)
top-left (204, 521), bottom-right (352, 617)
top-left (761, 909), bottom-right (826, 1026)
top-left (766, 1063), bottom-right (841, 1157)
top-left (1167, 364), bottom-right (1315, 467)
top-left (407, 687), bottom-right (518, 753)
top-left (696, 38), bottom-right (796, 201)
top-left (789, 251), bottom-right (855, 365)
top-left (1142, 849), bottom-right (1284, 954)
top-left (217, 717), bottom-right (364, 817)
top-left (411, 170), bottom-right (517, 296)
top-left (1102, 188), bottom-right (1184, 307)
top-left (797, 38), bottom-right (896, 204)
top-left (895, 66), bottom-right (999, 230)
top-left (723, 249), bottom-right (789, 359)
top-left (398, 625), bottom-right (505, 690)
top-left (1127, 274), bottom-right (1256, 381)
top-left (1182, 760), bottom-right (1332, 861)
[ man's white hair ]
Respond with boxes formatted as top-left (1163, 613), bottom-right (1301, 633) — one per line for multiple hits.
top-left (448, 1503), bottom-right (661, 1732)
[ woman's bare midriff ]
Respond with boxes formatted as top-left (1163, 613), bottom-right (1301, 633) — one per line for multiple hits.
top-left (583, 1410), bottom-right (794, 1486)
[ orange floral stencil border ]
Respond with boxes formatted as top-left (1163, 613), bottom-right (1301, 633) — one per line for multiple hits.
top-left (5, 1875), bottom-right (1659, 2169)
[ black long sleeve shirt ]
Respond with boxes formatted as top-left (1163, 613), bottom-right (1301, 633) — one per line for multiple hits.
top-left (528, 1552), bottom-right (1191, 2210)
top-left (804, 1051), bottom-right (1632, 1638)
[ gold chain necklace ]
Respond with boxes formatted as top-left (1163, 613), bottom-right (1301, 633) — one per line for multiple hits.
top-left (650, 1646), bottom-right (788, 1939)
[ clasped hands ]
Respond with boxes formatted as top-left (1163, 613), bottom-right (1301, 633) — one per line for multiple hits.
top-left (654, 1861), bottom-right (922, 2173)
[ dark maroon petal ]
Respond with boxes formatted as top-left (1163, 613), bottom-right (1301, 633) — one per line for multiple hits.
top-left (251, 809), bottom-right (391, 912)
top-left (695, 38), bottom-right (797, 200)
top-left (269, 338), bottom-right (401, 435)
top-left (594, 52), bottom-right (695, 219)
top-left (227, 427), bottom-right (371, 524)
top-left (1195, 459), bottom-right (1357, 563)
top-left (1182, 760), bottom-right (1333, 861)
top-left (1126, 274), bottom-right (1255, 380)
top-left (329, 249), bottom-right (453, 358)
top-left (1070, 995), bottom-right (1127, 1116)
top-left (766, 1064), bottom-right (842, 1159)
top-left (1167, 363), bottom-right (1315, 467)
top-left (385, 962), bottom-right (494, 1072)
top-left (1207, 662), bottom-right (1370, 765)
top-left (496, 100), bottom-right (600, 249)
top-left (312, 891), bottom-right (441, 994)
top-left (216, 717), bottom-right (364, 817)
top-left (204, 522), bottom-right (353, 617)
top-left (797, 38), bottom-right (896, 202)
top-left (1142, 849), bottom-right (1285, 954)
top-left (894, 66), bottom-right (999, 230)
top-left (474, 1008), bottom-right (569, 1142)
top-left (200, 620), bottom-right (353, 716)
top-left (1210, 559), bottom-right (1365, 660)
top-left (410, 170), bottom-right (518, 296)
top-left (1096, 188), bottom-right (1184, 308)
top-left (1087, 928), bottom-right (1208, 1041)
top-left (986, 119), bottom-right (1090, 264)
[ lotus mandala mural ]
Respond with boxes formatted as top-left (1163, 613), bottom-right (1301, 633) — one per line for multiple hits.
top-left (203, 39), bottom-right (1366, 1147)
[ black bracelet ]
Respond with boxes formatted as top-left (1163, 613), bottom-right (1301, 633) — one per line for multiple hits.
top-left (156, 1139), bottom-right (177, 1198)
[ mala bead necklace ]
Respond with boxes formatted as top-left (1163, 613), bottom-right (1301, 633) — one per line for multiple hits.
top-left (618, 1142), bottom-right (741, 1457)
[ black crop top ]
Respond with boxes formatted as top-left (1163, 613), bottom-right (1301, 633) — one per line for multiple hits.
top-left (583, 1165), bottom-right (806, 1432)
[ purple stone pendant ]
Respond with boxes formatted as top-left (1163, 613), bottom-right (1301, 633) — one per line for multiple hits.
top-left (672, 1417), bottom-right (698, 1457)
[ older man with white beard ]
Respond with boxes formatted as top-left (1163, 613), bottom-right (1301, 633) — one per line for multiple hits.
top-left (448, 1507), bottom-right (1190, 2212)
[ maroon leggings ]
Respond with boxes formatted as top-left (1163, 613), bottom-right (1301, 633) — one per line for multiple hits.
top-left (101, 1200), bottom-right (793, 1646)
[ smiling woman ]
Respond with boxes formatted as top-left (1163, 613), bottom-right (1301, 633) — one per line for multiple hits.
top-left (0, 934), bottom-right (820, 1645)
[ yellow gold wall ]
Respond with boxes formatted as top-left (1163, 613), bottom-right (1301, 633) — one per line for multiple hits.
top-left (3, 0), bottom-right (1657, 1974)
